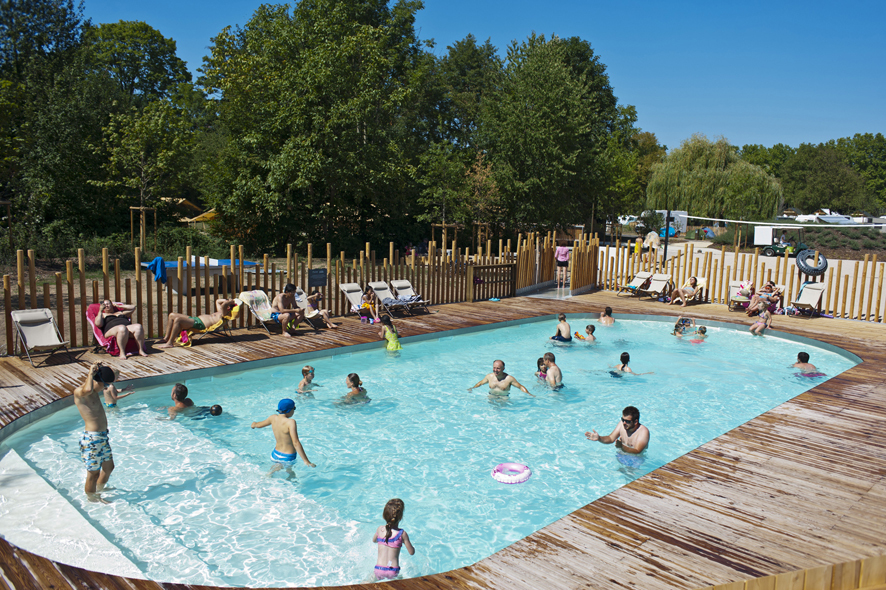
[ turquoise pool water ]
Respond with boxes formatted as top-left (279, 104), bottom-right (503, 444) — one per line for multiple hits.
top-left (3, 316), bottom-right (857, 587)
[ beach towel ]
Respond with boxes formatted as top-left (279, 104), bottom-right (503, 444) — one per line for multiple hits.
top-left (175, 304), bottom-right (241, 347)
top-left (146, 257), bottom-right (168, 284)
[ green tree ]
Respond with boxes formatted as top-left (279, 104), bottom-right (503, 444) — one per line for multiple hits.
top-left (781, 143), bottom-right (876, 214)
top-left (633, 131), bottom-right (667, 206)
top-left (738, 143), bottom-right (795, 179)
top-left (825, 133), bottom-right (886, 209)
top-left (84, 20), bottom-right (191, 101)
top-left (646, 134), bottom-right (781, 220)
top-left (199, 0), bottom-right (430, 252)
top-left (91, 99), bottom-right (193, 244)
top-left (482, 33), bottom-right (618, 231)
top-left (0, 0), bottom-right (84, 80)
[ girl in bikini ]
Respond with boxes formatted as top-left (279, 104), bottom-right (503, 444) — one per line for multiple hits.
top-left (372, 498), bottom-right (415, 580)
top-left (750, 308), bottom-right (772, 336)
top-left (535, 357), bottom-right (547, 380)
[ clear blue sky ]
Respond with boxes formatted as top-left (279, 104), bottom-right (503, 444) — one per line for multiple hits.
top-left (84, 0), bottom-right (885, 151)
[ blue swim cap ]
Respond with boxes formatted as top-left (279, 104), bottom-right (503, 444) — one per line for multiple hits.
top-left (277, 398), bottom-right (296, 414)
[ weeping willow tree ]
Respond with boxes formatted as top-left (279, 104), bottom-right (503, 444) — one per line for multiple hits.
top-left (646, 134), bottom-right (781, 220)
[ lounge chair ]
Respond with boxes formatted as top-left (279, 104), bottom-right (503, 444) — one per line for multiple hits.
top-left (339, 283), bottom-right (374, 319)
top-left (791, 282), bottom-right (826, 318)
top-left (638, 273), bottom-right (673, 300)
top-left (174, 301), bottom-right (242, 346)
top-left (237, 290), bottom-right (276, 336)
top-left (294, 287), bottom-right (324, 330)
top-left (616, 271), bottom-right (653, 297)
top-left (86, 303), bottom-right (142, 357)
top-left (389, 279), bottom-right (430, 314)
top-left (11, 309), bottom-right (73, 367)
top-left (368, 281), bottom-right (409, 317)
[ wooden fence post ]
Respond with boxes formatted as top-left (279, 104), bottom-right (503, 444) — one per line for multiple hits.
top-left (16, 250), bottom-right (24, 310)
top-left (66, 261), bottom-right (76, 347)
top-left (78, 249), bottom-right (88, 345)
top-left (185, 245), bottom-right (192, 316)
top-left (55, 272), bottom-right (63, 339)
top-left (28, 249), bottom-right (37, 309)
top-left (102, 248), bottom-right (109, 302)
top-left (4, 275), bottom-right (12, 354)
top-left (134, 247), bottom-right (142, 326)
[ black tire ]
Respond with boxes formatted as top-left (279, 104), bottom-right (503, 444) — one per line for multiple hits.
top-left (795, 249), bottom-right (828, 276)
top-left (762, 247), bottom-right (775, 257)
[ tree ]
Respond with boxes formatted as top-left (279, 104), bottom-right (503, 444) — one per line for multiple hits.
top-left (646, 134), bottom-right (781, 220)
top-left (199, 0), bottom-right (431, 252)
top-left (0, 0), bottom-right (85, 80)
top-left (633, 131), bottom-right (667, 205)
top-left (738, 143), bottom-right (795, 179)
top-left (91, 100), bottom-right (193, 249)
top-left (825, 133), bottom-right (886, 209)
top-left (84, 21), bottom-right (191, 101)
top-left (482, 33), bottom-right (618, 231)
top-left (781, 143), bottom-right (876, 215)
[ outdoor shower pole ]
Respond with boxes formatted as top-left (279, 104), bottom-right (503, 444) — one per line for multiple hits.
top-left (663, 208), bottom-right (671, 264)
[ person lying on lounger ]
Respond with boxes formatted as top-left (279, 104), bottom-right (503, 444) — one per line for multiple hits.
top-left (95, 300), bottom-right (149, 358)
top-left (156, 299), bottom-right (238, 348)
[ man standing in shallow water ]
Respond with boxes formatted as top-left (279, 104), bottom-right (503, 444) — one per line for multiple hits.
top-left (585, 405), bottom-right (649, 454)
top-left (73, 363), bottom-right (119, 499)
top-left (251, 398), bottom-right (316, 478)
top-left (468, 360), bottom-right (534, 397)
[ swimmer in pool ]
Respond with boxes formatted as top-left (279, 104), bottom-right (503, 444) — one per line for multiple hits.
top-left (585, 405), bottom-right (649, 455)
top-left (191, 405), bottom-right (223, 419)
top-left (251, 398), bottom-right (315, 477)
top-left (167, 383), bottom-right (194, 419)
top-left (73, 363), bottom-right (119, 499)
top-left (792, 351), bottom-right (817, 372)
top-left (599, 307), bottom-right (615, 326)
top-left (298, 365), bottom-right (316, 394)
top-left (543, 352), bottom-right (562, 387)
top-left (101, 378), bottom-right (135, 408)
top-left (583, 325), bottom-right (596, 342)
top-left (535, 357), bottom-right (546, 380)
top-left (672, 316), bottom-right (694, 337)
top-left (550, 313), bottom-right (572, 342)
top-left (344, 373), bottom-right (371, 404)
top-left (613, 352), bottom-right (653, 375)
top-left (468, 360), bottom-right (534, 397)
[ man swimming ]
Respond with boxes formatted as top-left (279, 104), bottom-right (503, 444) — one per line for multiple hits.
top-left (251, 398), bottom-right (316, 477)
top-left (792, 352), bottom-right (818, 372)
top-left (468, 360), bottom-right (534, 397)
top-left (550, 313), bottom-right (572, 342)
top-left (585, 405), bottom-right (649, 455)
top-left (543, 352), bottom-right (562, 387)
top-left (167, 383), bottom-right (195, 419)
top-left (73, 363), bottom-right (119, 499)
top-left (599, 307), bottom-right (615, 326)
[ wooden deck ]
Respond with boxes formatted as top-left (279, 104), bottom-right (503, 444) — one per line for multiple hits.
top-left (1, 292), bottom-right (885, 590)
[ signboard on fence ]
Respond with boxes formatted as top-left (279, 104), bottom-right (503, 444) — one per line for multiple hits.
top-left (308, 268), bottom-right (328, 288)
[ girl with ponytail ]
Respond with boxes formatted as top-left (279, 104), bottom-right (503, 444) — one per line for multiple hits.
top-left (372, 498), bottom-right (415, 580)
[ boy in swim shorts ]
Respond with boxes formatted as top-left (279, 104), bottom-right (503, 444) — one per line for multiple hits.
top-left (73, 363), bottom-right (119, 498)
top-left (251, 398), bottom-right (316, 478)
top-left (550, 313), bottom-right (572, 342)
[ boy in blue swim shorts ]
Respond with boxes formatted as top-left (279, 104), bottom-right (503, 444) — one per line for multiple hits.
top-left (73, 363), bottom-right (120, 498)
top-left (251, 398), bottom-right (316, 478)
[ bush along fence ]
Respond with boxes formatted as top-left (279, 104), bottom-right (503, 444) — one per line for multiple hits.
top-left (3, 234), bottom-right (884, 356)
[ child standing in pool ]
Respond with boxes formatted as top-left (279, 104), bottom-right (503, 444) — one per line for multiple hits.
top-left (378, 316), bottom-right (402, 351)
top-left (298, 365), bottom-right (316, 394)
top-left (102, 379), bottom-right (135, 409)
top-left (613, 352), bottom-right (653, 375)
top-left (345, 373), bottom-right (370, 403)
top-left (372, 498), bottom-right (415, 581)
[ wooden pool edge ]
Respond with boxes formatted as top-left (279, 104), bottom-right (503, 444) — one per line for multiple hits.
top-left (1, 293), bottom-right (885, 590)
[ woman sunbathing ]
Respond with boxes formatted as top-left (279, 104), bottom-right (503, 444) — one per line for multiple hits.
top-left (95, 300), bottom-right (149, 358)
top-left (746, 282), bottom-right (779, 315)
top-left (668, 276), bottom-right (701, 307)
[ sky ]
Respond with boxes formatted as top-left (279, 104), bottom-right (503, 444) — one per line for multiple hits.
top-left (83, 0), bottom-right (886, 151)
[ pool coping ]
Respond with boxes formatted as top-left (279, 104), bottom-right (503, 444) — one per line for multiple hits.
top-left (0, 294), bottom-right (884, 590)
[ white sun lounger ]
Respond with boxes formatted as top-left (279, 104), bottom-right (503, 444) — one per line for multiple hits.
top-left (10, 309), bottom-right (73, 367)
top-left (368, 281), bottom-right (409, 317)
top-left (389, 279), bottom-right (430, 314)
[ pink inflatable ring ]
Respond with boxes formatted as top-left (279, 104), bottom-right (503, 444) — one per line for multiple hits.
top-left (492, 462), bottom-right (531, 484)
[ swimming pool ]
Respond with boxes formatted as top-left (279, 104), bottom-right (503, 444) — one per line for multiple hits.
top-left (0, 315), bottom-right (859, 587)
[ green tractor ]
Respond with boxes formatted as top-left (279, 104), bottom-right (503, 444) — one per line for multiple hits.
top-left (754, 226), bottom-right (809, 257)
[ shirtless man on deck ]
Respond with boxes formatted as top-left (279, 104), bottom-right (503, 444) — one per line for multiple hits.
top-left (468, 360), bottom-right (534, 397)
top-left (156, 298), bottom-right (237, 348)
top-left (270, 284), bottom-right (307, 337)
top-left (251, 398), bottom-right (316, 478)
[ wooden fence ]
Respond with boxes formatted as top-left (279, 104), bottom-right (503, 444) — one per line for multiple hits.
top-left (1, 239), bottom-right (525, 355)
top-left (595, 241), bottom-right (886, 321)
top-left (698, 553), bottom-right (886, 590)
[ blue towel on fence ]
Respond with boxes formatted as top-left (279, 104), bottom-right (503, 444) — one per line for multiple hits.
top-left (147, 257), bottom-right (168, 284)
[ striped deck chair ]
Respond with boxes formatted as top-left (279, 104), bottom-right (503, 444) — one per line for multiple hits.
top-left (791, 282), bottom-right (826, 318)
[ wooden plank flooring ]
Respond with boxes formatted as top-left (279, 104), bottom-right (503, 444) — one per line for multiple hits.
top-left (1, 292), bottom-right (885, 590)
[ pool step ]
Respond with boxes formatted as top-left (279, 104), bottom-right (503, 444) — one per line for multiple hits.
top-left (0, 448), bottom-right (145, 579)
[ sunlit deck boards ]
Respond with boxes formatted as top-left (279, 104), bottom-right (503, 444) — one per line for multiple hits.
top-left (1, 293), bottom-right (885, 590)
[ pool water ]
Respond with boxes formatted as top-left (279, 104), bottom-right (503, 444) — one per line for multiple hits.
top-left (3, 316), bottom-right (857, 587)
